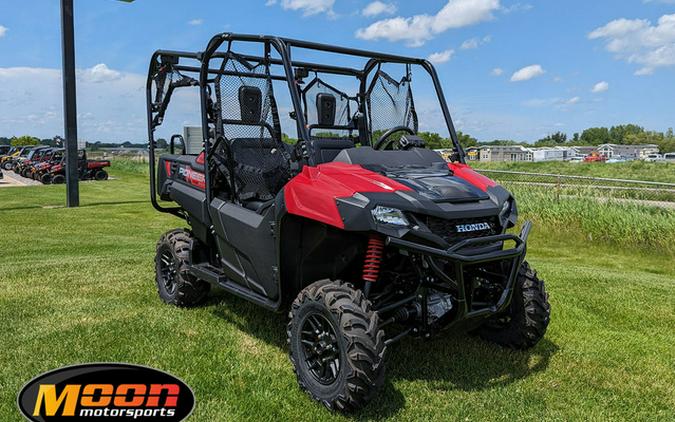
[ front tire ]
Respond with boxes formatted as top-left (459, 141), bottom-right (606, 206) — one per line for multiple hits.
top-left (1, 161), bottom-right (12, 171)
top-left (52, 174), bottom-right (65, 184)
top-left (154, 229), bottom-right (209, 307)
top-left (288, 280), bottom-right (385, 412)
top-left (94, 170), bottom-right (108, 181)
top-left (478, 261), bottom-right (550, 349)
top-left (41, 174), bottom-right (52, 184)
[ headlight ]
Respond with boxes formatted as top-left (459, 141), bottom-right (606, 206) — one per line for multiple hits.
top-left (499, 200), bottom-right (511, 218)
top-left (371, 206), bottom-right (409, 227)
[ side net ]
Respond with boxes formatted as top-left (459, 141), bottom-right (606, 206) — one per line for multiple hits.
top-left (214, 53), bottom-right (290, 201)
top-left (366, 70), bottom-right (418, 137)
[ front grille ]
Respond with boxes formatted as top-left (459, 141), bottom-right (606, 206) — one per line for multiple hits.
top-left (425, 215), bottom-right (499, 245)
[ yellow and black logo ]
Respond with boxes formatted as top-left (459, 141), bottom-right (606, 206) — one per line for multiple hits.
top-left (17, 363), bottom-right (195, 421)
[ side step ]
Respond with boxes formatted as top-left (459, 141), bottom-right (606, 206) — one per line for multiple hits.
top-left (188, 263), bottom-right (282, 311)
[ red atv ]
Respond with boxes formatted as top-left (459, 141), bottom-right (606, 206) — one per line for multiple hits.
top-left (148, 34), bottom-right (550, 412)
top-left (31, 149), bottom-right (64, 183)
top-left (44, 150), bottom-right (110, 184)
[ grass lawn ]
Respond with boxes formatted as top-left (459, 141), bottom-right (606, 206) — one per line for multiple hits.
top-left (1, 163), bottom-right (674, 421)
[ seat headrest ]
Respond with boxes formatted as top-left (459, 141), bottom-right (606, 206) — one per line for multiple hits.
top-left (239, 86), bottom-right (262, 124)
top-left (316, 93), bottom-right (336, 126)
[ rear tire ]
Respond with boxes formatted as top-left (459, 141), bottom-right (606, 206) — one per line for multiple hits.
top-left (288, 280), bottom-right (385, 412)
top-left (21, 169), bottom-right (30, 178)
top-left (154, 229), bottom-right (209, 307)
top-left (94, 170), bottom-right (109, 181)
top-left (41, 174), bottom-right (52, 184)
top-left (52, 174), bottom-right (65, 184)
top-left (2, 161), bottom-right (12, 171)
top-left (478, 261), bottom-right (550, 349)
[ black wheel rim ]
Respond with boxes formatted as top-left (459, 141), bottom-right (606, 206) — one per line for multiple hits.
top-left (158, 248), bottom-right (178, 295)
top-left (300, 313), bottom-right (341, 385)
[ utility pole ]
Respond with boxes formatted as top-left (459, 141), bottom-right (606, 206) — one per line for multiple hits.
top-left (60, 0), bottom-right (79, 207)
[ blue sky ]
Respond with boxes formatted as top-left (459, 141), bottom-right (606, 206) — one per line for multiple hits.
top-left (0, 0), bottom-right (674, 142)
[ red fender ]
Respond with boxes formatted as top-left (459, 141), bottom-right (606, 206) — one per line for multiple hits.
top-left (284, 162), bottom-right (412, 228)
top-left (448, 162), bottom-right (496, 192)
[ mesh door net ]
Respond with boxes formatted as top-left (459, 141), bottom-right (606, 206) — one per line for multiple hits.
top-left (302, 78), bottom-right (352, 136)
top-left (214, 53), bottom-right (290, 201)
top-left (366, 70), bottom-right (418, 137)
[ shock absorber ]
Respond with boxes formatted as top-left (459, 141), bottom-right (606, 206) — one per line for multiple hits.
top-left (363, 234), bottom-right (385, 283)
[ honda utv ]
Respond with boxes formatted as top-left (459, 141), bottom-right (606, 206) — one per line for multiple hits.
top-left (147, 33), bottom-right (550, 412)
top-left (45, 150), bottom-right (110, 184)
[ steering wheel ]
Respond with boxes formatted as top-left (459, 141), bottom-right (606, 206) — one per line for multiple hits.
top-left (373, 126), bottom-right (416, 150)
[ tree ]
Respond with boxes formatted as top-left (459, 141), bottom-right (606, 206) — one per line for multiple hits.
top-left (456, 131), bottom-right (478, 149)
top-left (535, 131), bottom-right (567, 147)
top-left (156, 138), bottom-right (168, 149)
top-left (609, 124), bottom-right (643, 144)
top-left (10, 135), bottom-right (40, 147)
top-left (580, 127), bottom-right (610, 145)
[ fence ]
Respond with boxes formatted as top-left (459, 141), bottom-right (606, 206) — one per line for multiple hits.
top-left (476, 169), bottom-right (675, 205)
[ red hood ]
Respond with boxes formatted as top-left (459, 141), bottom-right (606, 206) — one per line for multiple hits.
top-left (284, 162), bottom-right (412, 228)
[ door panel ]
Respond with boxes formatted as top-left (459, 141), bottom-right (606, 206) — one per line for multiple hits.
top-left (209, 198), bottom-right (279, 300)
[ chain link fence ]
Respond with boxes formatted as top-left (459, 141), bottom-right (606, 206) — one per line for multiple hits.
top-left (476, 169), bottom-right (675, 206)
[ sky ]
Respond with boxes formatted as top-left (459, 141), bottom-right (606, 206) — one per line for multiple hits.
top-left (0, 0), bottom-right (674, 143)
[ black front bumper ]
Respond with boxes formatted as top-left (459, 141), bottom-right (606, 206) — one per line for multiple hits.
top-left (386, 220), bottom-right (532, 325)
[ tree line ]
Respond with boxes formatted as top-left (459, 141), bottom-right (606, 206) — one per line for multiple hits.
top-left (3, 123), bottom-right (674, 153)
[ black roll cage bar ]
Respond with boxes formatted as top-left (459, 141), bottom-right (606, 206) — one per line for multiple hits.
top-left (147, 33), bottom-right (465, 217)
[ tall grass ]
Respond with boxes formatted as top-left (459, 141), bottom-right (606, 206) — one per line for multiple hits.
top-left (513, 187), bottom-right (675, 254)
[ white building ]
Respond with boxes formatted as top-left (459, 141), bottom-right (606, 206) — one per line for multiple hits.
top-left (530, 147), bottom-right (565, 162)
top-left (596, 144), bottom-right (659, 159)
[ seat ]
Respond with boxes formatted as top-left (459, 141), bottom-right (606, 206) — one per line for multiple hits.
top-left (308, 92), bottom-right (355, 164)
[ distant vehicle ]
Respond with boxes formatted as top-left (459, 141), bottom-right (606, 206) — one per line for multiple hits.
top-left (606, 156), bottom-right (627, 164)
top-left (664, 152), bottom-right (675, 162)
top-left (644, 154), bottom-right (665, 163)
top-left (584, 152), bottom-right (607, 163)
top-left (568, 157), bottom-right (584, 163)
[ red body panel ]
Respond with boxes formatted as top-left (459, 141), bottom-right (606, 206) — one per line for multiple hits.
top-left (284, 162), bottom-right (412, 228)
top-left (447, 163), bottom-right (496, 192)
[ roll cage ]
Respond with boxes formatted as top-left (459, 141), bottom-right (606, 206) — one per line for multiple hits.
top-left (147, 33), bottom-right (465, 218)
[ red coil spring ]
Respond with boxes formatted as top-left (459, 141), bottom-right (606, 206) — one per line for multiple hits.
top-left (362, 235), bottom-right (385, 283)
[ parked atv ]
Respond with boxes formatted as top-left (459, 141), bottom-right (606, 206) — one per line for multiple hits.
top-left (15, 147), bottom-right (53, 178)
top-left (30, 149), bottom-right (64, 182)
top-left (147, 34), bottom-right (550, 412)
top-left (45, 150), bottom-right (111, 184)
top-left (1, 146), bottom-right (33, 171)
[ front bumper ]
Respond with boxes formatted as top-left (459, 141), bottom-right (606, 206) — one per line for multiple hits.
top-left (386, 220), bottom-right (532, 325)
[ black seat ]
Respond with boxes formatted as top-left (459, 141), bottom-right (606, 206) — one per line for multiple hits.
top-left (308, 92), bottom-right (355, 164)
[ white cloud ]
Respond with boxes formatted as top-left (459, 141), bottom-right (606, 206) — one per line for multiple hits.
top-left (501, 2), bottom-right (533, 14)
top-left (523, 96), bottom-right (580, 108)
top-left (589, 14), bottom-right (675, 75)
top-left (80, 64), bottom-right (122, 83)
top-left (0, 25), bottom-right (7, 38)
top-left (427, 49), bottom-right (455, 64)
top-left (460, 35), bottom-right (491, 49)
top-left (491, 67), bottom-right (503, 76)
top-left (510, 64), bottom-right (545, 82)
top-left (362, 1), bottom-right (397, 17)
top-left (355, 0), bottom-right (501, 47)
top-left (0, 66), bottom-right (173, 142)
top-left (565, 96), bottom-right (580, 105)
top-left (279, 0), bottom-right (335, 16)
top-left (188, 18), bottom-right (203, 25)
top-left (592, 81), bottom-right (609, 93)
top-left (265, 0), bottom-right (277, 5)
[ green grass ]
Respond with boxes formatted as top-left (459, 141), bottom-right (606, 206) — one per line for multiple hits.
top-left (1, 161), bottom-right (674, 421)
top-left (472, 160), bottom-right (675, 183)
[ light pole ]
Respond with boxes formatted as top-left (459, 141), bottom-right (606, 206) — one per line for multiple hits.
top-left (60, 0), bottom-right (79, 207)
top-left (59, 0), bottom-right (134, 207)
